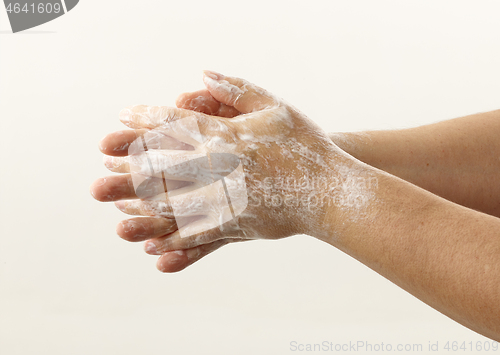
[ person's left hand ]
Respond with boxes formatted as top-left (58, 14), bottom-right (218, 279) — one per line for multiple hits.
top-left (91, 71), bottom-right (355, 273)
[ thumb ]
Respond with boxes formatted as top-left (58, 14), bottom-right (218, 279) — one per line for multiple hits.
top-left (175, 89), bottom-right (240, 118)
top-left (202, 71), bottom-right (279, 114)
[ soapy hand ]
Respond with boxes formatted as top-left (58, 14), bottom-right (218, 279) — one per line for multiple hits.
top-left (91, 71), bottom-right (353, 272)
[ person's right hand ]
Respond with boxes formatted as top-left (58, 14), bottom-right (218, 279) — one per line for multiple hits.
top-left (92, 71), bottom-right (370, 272)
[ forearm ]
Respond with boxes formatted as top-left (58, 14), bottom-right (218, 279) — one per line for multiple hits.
top-left (318, 160), bottom-right (500, 341)
top-left (330, 109), bottom-right (500, 217)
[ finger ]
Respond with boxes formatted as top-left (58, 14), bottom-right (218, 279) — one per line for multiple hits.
top-left (103, 156), bottom-right (130, 173)
top-left (90, 175), bottom-right (137, 202)
top-left (156, 238), bottom-right (231, 273)
top-left (175, 89), bottom-right (240, 118)
top-left (115, 198), bottom-right (173, 217)
top-left (99, 129), bottom-right (147, 157)
top-left (119, 105), bottom-right (208, 130)
top-left (114, 176), bottom-right (220, 217)
top-left (129, 150), bottom-right (210, 183)
top-left (130, 150), bottom-right (239, 193)
top-left (144, 218), bottom-right (244, 254)
top-left (132, 151), bottom-right (239, 187)
top-left (99, 128), bottom-right (194, 160)
top-left (116, 216), bottom-right (177, 242)
top-left (114, 183), bottom-right (207, 217)
top-left (202, 70), bottom-right (279, 114)
top-left (91, 174), bottom-right (191, 202)
top-left (141, 128), bottom-right (194, 151)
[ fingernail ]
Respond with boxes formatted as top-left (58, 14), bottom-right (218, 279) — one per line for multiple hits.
top-left (203, 70), bottom-right (224, 81)
top-left (145, 241), bottom-right (158, 255)
top-left (119, 220), bottom-right (132, 233)
top-left (167, 251), bottom-right (185, 265)
top-left (90, 186), bottom-right (97, 199)
top-left (90, 177), bottom-right (106, 199)
top-left (119, 108), bottom-right (131, 123)
top-left (114, 201), bottom-right (126, 211)
top-left (94, 177), bottom-right (107, 187)
top-left (203, 75), bottom-right (217, 89)
top-left (103, 156), bottom-right (114, 169)
top-left (98, 138), bottom-right (106, 152)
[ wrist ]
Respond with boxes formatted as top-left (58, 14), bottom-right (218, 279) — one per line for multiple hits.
top-left (329, 132), bottom-right (371, 161)
top-left (301, 148), bottom-right (382, 243)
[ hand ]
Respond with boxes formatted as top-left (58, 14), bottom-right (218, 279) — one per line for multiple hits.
top-left (91, 71), bottom-right (355, 272)
top-left (175, 87), bottom-right (240, 119)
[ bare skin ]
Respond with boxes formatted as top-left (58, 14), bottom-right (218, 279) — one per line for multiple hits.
top-left (178, 90), bottom-right (500, 218)
top-left (91, 72), bottom-right (500, 341)
top-left (328, 111), bottom-right (500, 218)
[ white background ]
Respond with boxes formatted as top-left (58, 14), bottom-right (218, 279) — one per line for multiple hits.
top-left (1, 1), bottom-right (500, 354)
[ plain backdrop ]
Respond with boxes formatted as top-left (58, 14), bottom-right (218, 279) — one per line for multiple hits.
top-left (1, 1), bottom-right (500, 354)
